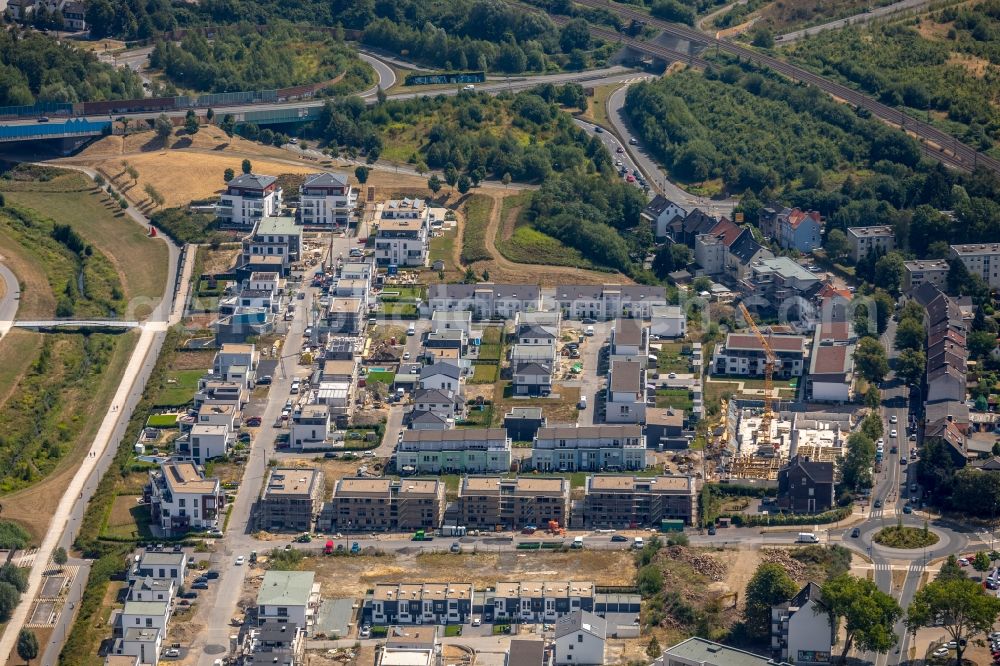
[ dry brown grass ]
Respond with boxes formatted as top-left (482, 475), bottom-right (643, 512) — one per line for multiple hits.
top-left (0, 330), bottom-right (41, 409)
top-left (947, 52), bottom-right (992, 77)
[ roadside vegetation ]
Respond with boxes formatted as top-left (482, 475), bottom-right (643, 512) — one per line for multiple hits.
top-left (460, 195), bottom-right (494, 265)
top-left (873, 523), bottom-right (939, 549)
top-left (0, 203), bottom-right (124, 318)
top-left (86, 0), bottom-right (609, 74)
top-left (149, 24), bottom-right (374, 94)
top-left (717, 0), bottom-right (901, 32)
top-left (0, 26), bottom-right (144, 106)
top-left (2, 169), bottom-right (168, 312)
top-left (785, 3), bottom-right (1000, 155)
top-left (0, 333), bottom-right (130, 495)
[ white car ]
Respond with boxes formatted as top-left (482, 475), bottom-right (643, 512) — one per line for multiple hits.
top-left (877, 438), bottom-right (884, 447)
top-left (890, 429), bottom-right (897, 438)
top-left (890, 415), bottom-right (897, 424)
top-left (403, 351), bottom-right (411, 360)
top-left (932, 647), bottom-right (949, 658)
top-left (163, 648), bottom-right (180, 658)
top-left (235, 555), bottom-right (246, 565)
top-left (472, 617), bottom-right (482, 627)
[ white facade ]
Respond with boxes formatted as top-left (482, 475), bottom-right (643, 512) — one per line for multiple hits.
top-left (650, 305), bottom-right (686, 339)
top-left (531, 425), bottom-right (646, 472)
top-left (950, 243), bottom-right (1000, 289)
top-left (771, 585), bottom-right (833, 664)
top-left (121, 600), bottom-right (170, 634)
top-left (148, 462), bottom-right (225, 535)
top-left (217, 174), bottom-right (283, 227)
top-left (299, 172), bottom-right (357, 226)
top-left (257, 571), bottom-right (318, 630)
top-left (375, 199), bottom-right (430, 267)
top-left (846, 226), bottom-right (895, 263)
top-left (554, 611), bottom-right (606, 666)
top-left (290, 405), bottom-right (330, 449)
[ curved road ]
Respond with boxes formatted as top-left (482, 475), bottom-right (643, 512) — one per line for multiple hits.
top-left (0, 260), bottom-right (20, 337)
top-left (0, 164), bottom-right (194, 665)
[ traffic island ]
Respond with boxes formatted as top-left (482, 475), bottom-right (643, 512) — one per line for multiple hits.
top-left (873, 524), bottom-right (939, 549)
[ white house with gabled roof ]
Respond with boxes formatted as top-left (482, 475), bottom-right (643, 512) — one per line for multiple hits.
top-left (299, 172), bottom-right (357, 226)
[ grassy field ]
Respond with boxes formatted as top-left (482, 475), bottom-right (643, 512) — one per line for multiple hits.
top-left (146, 414), bottom-right (179, 428)
top-left (460, 194), bottom-right (494, 265)
top-left (470, 363), bottom-right (499, 384)
top-left (496, 225), bottom-right (592, 269)
top-left (0, 331), bottom-right (136, 543)
top-left (102, 494), bottom-right (152, 540)
top-left (0, 203), bottom-right (124, 318)
top-left (153, 369), bottom-right (204, 407)
top-left (656, 388), bottom-right (694, 410)
top-left (579, 83), bottom-right (622, 128)
top-left (0, 330), bottom-right (41, 408)
top-left (2, 171), bottom-right (168, 314)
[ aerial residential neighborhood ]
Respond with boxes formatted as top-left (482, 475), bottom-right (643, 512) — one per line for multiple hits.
top-left (2, 1), bottom-right (1000, 665)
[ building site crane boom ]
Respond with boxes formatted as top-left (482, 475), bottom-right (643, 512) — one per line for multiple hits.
top-left (737, 303), bottom-right (778, 450)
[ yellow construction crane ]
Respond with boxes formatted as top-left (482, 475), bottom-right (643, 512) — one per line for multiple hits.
top-left (737, 303), bottom-right (778, 450)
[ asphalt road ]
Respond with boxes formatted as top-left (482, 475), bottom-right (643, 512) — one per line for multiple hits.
top-left (603, 83), bottom-right (739, 216)
top-left (0, 260), bottom-right (20, 336)
top-left (774, 0), bottom-right (934, 43)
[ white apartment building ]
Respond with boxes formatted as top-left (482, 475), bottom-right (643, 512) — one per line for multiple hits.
top-left (289, 404), bottom-right (331, 449)
top-left (903, 259), bottom-right (950, 292)
top-left (217, 174), bottom-right (283, 227)
top-left (846, 226), bottom-right (895, 263)
top-left (299, 172), bottom-right (357, 226)
top-left (950, 243), bottom-right (1000, 289)
top-left (374, 198), bottom-right (430, 267)
top-left (650, 305), bottom-right (686, 339)
top-left (397, 429), bottom-right (511, 474)
top-left (606, 360), bottom-right (646, 424)
top-left (257, 571), bottom-right (320, 630)
top-left (531, 425), bottom-right (646, 472)
top-left (148, 462), bottom-right (225, 535)
top-left (554, 611), bottom-right (607, 666)
top-left (551, 284), bottom-right (667, 320)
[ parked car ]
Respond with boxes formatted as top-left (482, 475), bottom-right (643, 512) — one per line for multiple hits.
top-left (360, 625), bottom-right (371, 638)
top-left (205, 571), bottom-right (220, 579)
top-left (257, 376), bottom-right (272, 386)
top-left (235, 555), bottom-right (246, 565)
top-left (450, 542), bottom-right (462, 553)
top-left (180, 591), bottom-right (198, 599)
top-left (192, 581), bottom-right (209, 590)
top-left (163, 648), bottom-right (180, 658)
top-left (610, 535), bottom-right (628, 542)
top-left (245, 416), bottom-right (262, 427)
top-left (472, 617), bottom-right (482, 627)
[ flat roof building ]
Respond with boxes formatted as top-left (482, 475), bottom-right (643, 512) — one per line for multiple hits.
top-left (581, 474), bottom-right (698, 527)
top-left (457, 476), bottom-right (571, 530)
top-left (260, 467), bottom-right (325, 533)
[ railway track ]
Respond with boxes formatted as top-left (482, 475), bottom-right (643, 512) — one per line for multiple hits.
top-left (567, 0), bottom-right (1000, 175)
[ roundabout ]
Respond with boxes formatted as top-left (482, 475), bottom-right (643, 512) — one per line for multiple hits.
top-left (873, 524), bottom-right (940, 549)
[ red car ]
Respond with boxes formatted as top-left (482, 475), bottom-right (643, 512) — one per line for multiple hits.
top-left (625, 175), bottom-right (636, 183)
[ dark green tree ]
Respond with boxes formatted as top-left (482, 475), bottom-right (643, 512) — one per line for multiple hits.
top-left (907, 576), bottom-right (1000, 666)
top-left (16, 629), bottom-right (37, 664)
top-left (743, 563), bottom-right (798, 637)
top-left (355, 166), bottom-right (370, 185)
top-left (854, 337), bottom-right (890, 384)
top-left (241, 159), bottom-right (252, 175)
top-left (823, 574), bottom-right (902, 664)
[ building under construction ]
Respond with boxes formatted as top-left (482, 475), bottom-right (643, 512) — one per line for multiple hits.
top-left (724, 404), bottom-right (853, 480)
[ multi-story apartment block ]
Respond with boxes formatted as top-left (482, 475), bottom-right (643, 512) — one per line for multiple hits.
top-left (213, 343), bottom-right (258, 382)
top-left (257, 571), bottom-right (319, 630)
top-left (299, 172), bottom-right (357, 227)
top-left (109, 627), bottom-right (161, 666)
top-left (324, 478), bottom-right (446, 531)
top-left (950, 243), bottom-right (1000, 289)
top-left (746, 257), bottom-right (821, 308)
top-left (531, 425), bottom-right (646, 472)
top-left (846, 226), bottom-right (895, 263)
top-left (241, 622), bottom-right (304, 666)
top-left (489, 581), bottom-right (596, 624)
top-left (551, 284), bottom-right (667, 320)
top-left (456, 477), bottom-right (571, 530)
top-left (374, 198), bottom-right (429, 267)
top-left (241, 216), bottom-right (302, 276)
top-left (289, 405), bottom-right (330, 450)
top-left (711, 333), bottom-right (808, 378)
top-left (129, 551), bottom-right (188, 587)
top-left (369, 583), bottom-right (474, 626)
top-left (175, 423), bottom-right (231, 464)
top-left (146, 462), bottom-right (225, 536)
top-left (610, 318), bottom-right (646, 358)
top-left (397, 429), bottom-right (511, 474)
top-left (217, 174), bottom-right (283, 227)
top-left (606, 360), bottom-right (646, 424)
top-left (260, 467), bottom-right (325, 532)
top-left (424, 284), bottom-right (542, 319)
top-left (581, 475), bottom-right (698, 527)
top-left (903, 259), bottom-right (950, 292)
top-left (128, 577), bottom-right (175, 603)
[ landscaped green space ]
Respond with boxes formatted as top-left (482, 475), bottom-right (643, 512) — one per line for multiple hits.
top-left (151, 208), bottom-right (225, 245)
top-left (2, 170), bottom-right (168, 317)
top-left (380, 303), bottom-right (418, 317)
top-left (873, 524), bottom-right (939, 549)
top-left (367, 371), bottom-right (396, 385)
top-left (0, 331), bottom-right (41, 407)
top-left (656, 342), bottom-right (690, 374)
top-left (460, 194), bottom-right (494, 265)
top-left (785, 5), bottom-right (1000, 154)
top-left (470, 364), bottom-right (499, 384)
top-left (153, 369), bottom-right (204, 408)
top-left (146, 414), bottom-right (179, 428)
top-left (0, 332), bottom-right (132, 496)
top-left (150, 24), bottom-right (374, 95)
top-left (656, 388), bottom-right (694, 410)
top-left (380, 286), bottom-right (425, 302)
top-left (489, 381), bottom-right (581, 426)
top-left (496, 224), bottom-right (593, 269)
top-left (0, 202), bottom-right (124, 319)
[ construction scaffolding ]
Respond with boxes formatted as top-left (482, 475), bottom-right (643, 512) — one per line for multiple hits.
top-left (727, 453), bottom-right (782, 480)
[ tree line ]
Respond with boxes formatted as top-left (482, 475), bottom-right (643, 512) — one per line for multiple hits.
top-left (0, 27), bottom-right (144, 106)
top-left (149, 24), bottom-right (374, 94)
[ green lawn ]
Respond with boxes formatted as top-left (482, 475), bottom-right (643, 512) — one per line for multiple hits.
top-left (380, 285), bottom-right (425, 302)
top-left (656, 388), bottom-right (694, 410)
top-left (458, 403), bottom-right (495, 427)
top-left (496, 225), bottom-right (592, 269)
top-left (429, 231), bottom-right (458, 274)
top-left (444, 625), bottom-right (463, 637)
top-left (367, 371), bottom-right (395, 385)
top-left (146, 414), bottom-right (178, 428)
top-left (470, 364), bottom-right (499, 384)
top-left (381, 303), bottom-right (417, 317)
top-left (154, 369), bottom-right (204, 407)
top-left (481, 325), bottom-right (504, 345)
top-left (477, 343), bottom-right (502, 361)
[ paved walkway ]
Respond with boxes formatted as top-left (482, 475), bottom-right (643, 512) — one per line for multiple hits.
top-left (0, 164), bottom-right (192, 663)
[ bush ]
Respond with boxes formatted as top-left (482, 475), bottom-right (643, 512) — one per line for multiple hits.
top-left (0, 522), bottom-right (30, 550)
top-left (725, 505), bottom-right (852, 527)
